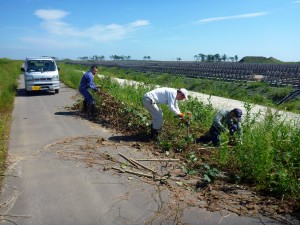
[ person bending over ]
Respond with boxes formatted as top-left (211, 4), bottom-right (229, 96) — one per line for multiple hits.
top-left (197, 108), bottom-right (243, 146)
top-left (142, 87), bottom-right (188, 139)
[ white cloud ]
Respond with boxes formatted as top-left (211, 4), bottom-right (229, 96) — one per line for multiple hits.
top-left (35, 9), bottom-right (69, 20)
top-left (85, 24), bottom-right (127, 41)
top-left (33, 9), bottom-right (150, 42)
top-left (195, 12), bottom-right (269, 24)
top-left (128, 20), bottom-right (150, 27)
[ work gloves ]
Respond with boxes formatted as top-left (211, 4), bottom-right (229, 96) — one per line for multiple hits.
top-left (229, 124), bottom-right (238, 135)
top-left (94, 85), bottom-right (101, 93)
top-left (178, 113), bottom-right (190, 127)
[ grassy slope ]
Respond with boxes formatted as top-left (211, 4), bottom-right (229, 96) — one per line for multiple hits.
top-left (0, 59), bottom-right (22, 182)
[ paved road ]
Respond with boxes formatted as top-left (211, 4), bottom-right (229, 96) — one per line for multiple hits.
top-left (0, 76), bottom-right (285, 225)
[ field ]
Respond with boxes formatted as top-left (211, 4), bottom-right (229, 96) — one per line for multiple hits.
top-left (67, 60), bottom-right (300, 86)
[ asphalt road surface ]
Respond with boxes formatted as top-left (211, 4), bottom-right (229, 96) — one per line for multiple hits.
top-left (0, 76), bottom-right (285, 225)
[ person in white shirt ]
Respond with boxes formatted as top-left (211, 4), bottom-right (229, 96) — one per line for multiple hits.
top-left (142, 87), bottom-right (188, 138)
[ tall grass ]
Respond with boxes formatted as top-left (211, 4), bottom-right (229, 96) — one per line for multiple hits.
top-left (233, 109), bottom-right (300, 198)
top-left (0, 59), bottom-right (22, 180)
top-left (61, 63), bottom-right (300, 202)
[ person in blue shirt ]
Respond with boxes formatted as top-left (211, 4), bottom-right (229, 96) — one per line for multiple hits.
top-left (78, 65), bottom-right (100, 116)
top-left (197, 108), bottom-right (243, 146)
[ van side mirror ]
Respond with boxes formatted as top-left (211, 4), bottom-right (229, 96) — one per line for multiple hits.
top-left (57, 66), bottom-right (60, 71)
top-left (21, 68), bottom-right (25, 72)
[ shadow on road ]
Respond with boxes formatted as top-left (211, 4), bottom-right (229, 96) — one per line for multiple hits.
top-left (16, 88), bottom-right (55, 97)
top-left (108, 132), bottom-right (152, 143)
top-left (54, 111), bottom-right (78, 116)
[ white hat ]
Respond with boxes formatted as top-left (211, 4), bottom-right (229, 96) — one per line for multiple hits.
top-left (178, 88), bottom-right (188, 100)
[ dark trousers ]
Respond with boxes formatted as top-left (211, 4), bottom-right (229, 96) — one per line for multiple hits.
top-left (209, 126), bottom-right (222, 146)
top-left (197, 126), bottom-right (221, 146)
top-left (79, 88), bottom-right (94, 104)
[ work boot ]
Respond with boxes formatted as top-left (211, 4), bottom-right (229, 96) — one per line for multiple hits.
top-left (150, 127), bottom-right (159, 140)
top-left (83, 100), bottom-right (88, 112)
top-left (90, 104), bottom-right (97, 118)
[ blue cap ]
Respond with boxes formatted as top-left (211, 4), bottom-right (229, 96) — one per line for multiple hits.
top-left (232, 108), bottom-right (242, 117)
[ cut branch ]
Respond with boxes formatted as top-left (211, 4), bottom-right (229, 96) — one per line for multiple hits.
top-left (129, 158), bottom-right (157, 174)
top-left (111, 167), bottom-right (153, 178)
top-left (135, 158), bottom-right (180, 162)
top-left (118, 153), bottom-right (139, 168)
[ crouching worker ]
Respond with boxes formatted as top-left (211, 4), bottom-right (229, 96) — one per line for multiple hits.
top-left (78, 65), bottom-right (100, 117)
top-left (142, 87), bottom-right (188, 139)
top-left (197, 108), bottom-right (243, 146)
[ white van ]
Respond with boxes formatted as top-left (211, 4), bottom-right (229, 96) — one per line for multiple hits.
top-left (21, 57), bottom-right (60, 94)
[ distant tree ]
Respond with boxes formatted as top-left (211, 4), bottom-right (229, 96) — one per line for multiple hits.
top-left (193, 53), bottom-right (238, 62)
top-left (110, 55), bottom-right (121, 60)
top-left (143, 56), bottom-right (151, 60)
top-left (79, 56), bottom-right (89, 60)
top-left (222, 54), bottom-right (227, 62)
top-left (121, 55), bottom-right (130, 60)
top-left (228, 57), bottom-right (234, 62)
top-left (200, 54), bottom-right (207, 62)
top-left (92, 55), bottom-right (98, 60)
top-left (176, 57), bottom-right (182, 61)
top-left (195, 53), bottom-right (206, 62)
top-left (207, 54), bottom-right (214, 62)
top-left (214, 54), bottom-right (221, 62)
top-left (108, 55), bottom-right (130, 61)
top-left (234, 55), bottom-right (239, 62)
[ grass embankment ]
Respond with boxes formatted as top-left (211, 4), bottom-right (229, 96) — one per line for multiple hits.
top-left (60, 63), bottom-right (300, 208)
top-left (0, 59), bottom-right (22, 182)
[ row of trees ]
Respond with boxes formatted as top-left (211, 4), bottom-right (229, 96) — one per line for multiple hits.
top-left (76, 53), bottom-right (239, 62)
top-left (194, 53), bottom-right (239, 62)
top-left (77, 55), bottom-right (105, 61)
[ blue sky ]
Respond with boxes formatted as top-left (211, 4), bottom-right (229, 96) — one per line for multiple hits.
top-left (1, 0), bottom-right (299, 62)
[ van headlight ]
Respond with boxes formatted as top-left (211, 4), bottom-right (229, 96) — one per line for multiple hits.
top-left (26, 75), bottom-right (33, 81)
top-left (52, 75), bottom-right (59, 80)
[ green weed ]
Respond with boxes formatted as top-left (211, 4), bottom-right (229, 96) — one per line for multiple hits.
top-left (0, 59), bottom-right (22, 182)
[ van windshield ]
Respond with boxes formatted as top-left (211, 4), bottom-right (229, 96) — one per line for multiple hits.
top-left (27, 60), bottom-right (55, 72)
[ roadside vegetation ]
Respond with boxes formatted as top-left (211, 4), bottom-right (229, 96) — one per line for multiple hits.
top-left (59, 63), bottom-right (300, 212)
top-left (0, 59), bottom-right (22, 183)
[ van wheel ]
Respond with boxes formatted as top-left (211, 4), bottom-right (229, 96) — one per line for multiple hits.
top-left (55, 89), bottom-right (59, 94)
